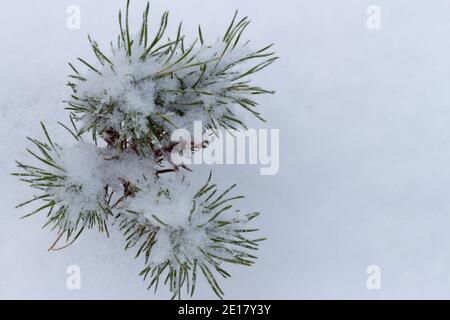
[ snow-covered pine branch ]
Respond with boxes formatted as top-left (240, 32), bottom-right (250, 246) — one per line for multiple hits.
top-left (66, 1), bottom-right (277, 157)
top-left (13, 0), bottom-right (276, 299)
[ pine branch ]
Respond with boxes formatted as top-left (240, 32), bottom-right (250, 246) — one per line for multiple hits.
top-left (13, 0), bottom-right (276, 300)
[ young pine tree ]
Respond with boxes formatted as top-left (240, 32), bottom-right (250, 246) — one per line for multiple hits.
top-left (13, 0), bottom-right (277, 299)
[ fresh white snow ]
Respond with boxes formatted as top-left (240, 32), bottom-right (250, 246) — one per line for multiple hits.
top-left (2, 0), bottom-right (450, 299)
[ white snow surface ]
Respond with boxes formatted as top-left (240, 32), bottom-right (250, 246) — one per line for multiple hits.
top-left (2, 0), bottom-right (450, 299)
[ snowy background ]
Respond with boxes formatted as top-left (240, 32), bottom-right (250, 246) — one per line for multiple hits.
top-left (2, 0), bottom-right (450, 299)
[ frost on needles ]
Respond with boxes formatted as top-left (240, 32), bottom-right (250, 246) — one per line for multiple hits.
top-left (13, 0), bottom-right (277, 299)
